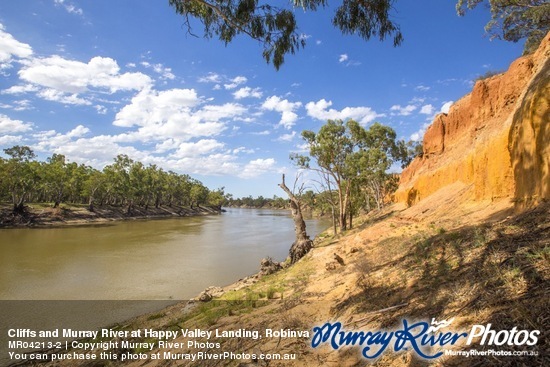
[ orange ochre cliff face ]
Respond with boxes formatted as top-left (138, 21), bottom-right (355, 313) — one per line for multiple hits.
top-left (395, 32), bottom-right (549, 210)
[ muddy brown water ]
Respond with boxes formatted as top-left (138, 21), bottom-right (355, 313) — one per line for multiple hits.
top-left (0, 209), bottom-right (329, 365)
top-left (0, 208), bottom-right (329, 300)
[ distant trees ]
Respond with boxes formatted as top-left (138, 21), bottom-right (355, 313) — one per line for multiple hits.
top-left (0, 146), bottom-right (218, 214)
top-left (457, 0), bottom-right (550, 54)
top-left (224, 194), bottom-right (289, 209)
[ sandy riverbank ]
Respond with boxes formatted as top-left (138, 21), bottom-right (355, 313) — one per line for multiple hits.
top-left (0, 203), bottom-right (221, 228)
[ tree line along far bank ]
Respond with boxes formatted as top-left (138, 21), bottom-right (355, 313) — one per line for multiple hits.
top-left (0, 146), bottom-right (226, 215)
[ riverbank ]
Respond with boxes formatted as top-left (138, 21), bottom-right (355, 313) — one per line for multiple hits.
top-left (3, 199), bottom-right (549, 366)
top-left (0, 203), bottom-right (221, 228)
top-left (24, 197), bottom-right (548, 366)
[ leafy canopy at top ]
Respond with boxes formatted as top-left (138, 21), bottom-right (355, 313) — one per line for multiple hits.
top-left (169, 0), bottom-right (403, 70)
top-left (170, 0), bottom-right (549, 69)
top-left (457, 0), bottom-right (549, 54)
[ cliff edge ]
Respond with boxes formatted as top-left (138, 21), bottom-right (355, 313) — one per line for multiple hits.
top-left (396, 32), bottom-right (549, 210)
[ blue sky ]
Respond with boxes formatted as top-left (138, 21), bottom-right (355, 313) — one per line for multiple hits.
top-left (0, 0), bottom-right (524, 198)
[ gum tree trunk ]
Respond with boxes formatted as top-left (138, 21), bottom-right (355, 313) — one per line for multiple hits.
top-left (278, 174), bottom-right (313, 264)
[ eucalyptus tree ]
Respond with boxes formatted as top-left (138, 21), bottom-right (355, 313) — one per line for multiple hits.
top-left (103, 154), bottom-right (133, 209)
top-left (169, 0), bottom-right (403, 69)
top-left (44, 154), bottom-right (69, 208)
top-left (292, 119), bottom-right (354, 231)
top-left (457, 0), bottom-right (549, 54)
top-left (170, 0), bottom-right (548, 69)
top-left (1, 146), bottom-right (39, 213)
top-left (128, 161), bottom-right (147, 212)
top-left (294, 120), bottom-right (409, 232)
top-left (66, 163), bottom-right (90, 204)
top-left (189, 179), bottom-right (210, 208)
top-left (348, 121), bottom-right (403, 211)
top-left (83, 168), bottom-right (106, 211)
top-left (152, 166), bottom-right (168, 209)
top-left (207, 187), bottom-right (226, 210)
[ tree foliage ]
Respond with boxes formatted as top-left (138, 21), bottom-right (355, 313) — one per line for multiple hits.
top-left (457, 0), bottom-right (550, 54)
top-left (169, 0), bottom-right (403, 69)
top-left (0, 146), bottom-right (220, 213)
top-left (292, 119), bottom-right (412, 232)
top-left (170, 0), bottom-right (548, 68)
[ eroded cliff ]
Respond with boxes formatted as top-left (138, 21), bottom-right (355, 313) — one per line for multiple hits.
top-left (396, 32), bottom-right (549, 209)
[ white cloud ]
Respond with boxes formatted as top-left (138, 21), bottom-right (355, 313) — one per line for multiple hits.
top-left (409, 97), bottom-right (426, 104)
top-left (113, 88), bottom-right (246, 142)
top-left (251, 130), bottom-right (271, 136)
top-left (66, 125), bottom-right (90, 138)
top-left (14, 100), bottom-right (32, 111)
top-left (441, 101), bottom-right (454, 114)
top-left (337, 53), bottom-right (360, 66)
top-left (0, 134), bottom-right (23, 145)
top-left (38, 89), bottom-right (91, 105)
top-left (306, 99), bottom-right (383, 126)
top-left (232, 147), bottom-right (255, 154)
top-left (0, 100), bottom-right (33, 111)
top-left (0, 114), bottom-right (33, 133)
top-left (154, 138), bottom-right (179, 153)
top-left (54, 0), bottom-right (83, 15)
top-left (140, 62), bottom-right (175, 80)
top-left (415, 84), bottom-right (430, 92)
top-left (171, 139), bottom-right (225, 158)
top-left (2, 84), bottom-right (39, 95)
top-left (114, 88), bottom-right (200, 127)
top-left (195, 103), bottom-right (247, 122)
top-left (240, 158), bottom-right (276, 178)
top-left (0, 24), bottom-right (33, 69)
top-left (233, 87), bottom-right (262, 100)
top-left (390, 104), bottom-right (417, 116)
top-left (419, 104), bottom-right (435, 115)
top-left (34, 125), bottom-right (90, 152)
top-left (34, 131), bottom-right (144, 167)
top-left (276, 131), bottom-right (296, 142)
top-left (94, 105), bottom-right (107, 114)
top-left (224, 76), bottom-right (247, 90)
top-left (262, 96), bottom-right (302, 129)
top-left (198, 72), bottom-right (221, 83)
top-left (19, 56), bottom-right (152, 96)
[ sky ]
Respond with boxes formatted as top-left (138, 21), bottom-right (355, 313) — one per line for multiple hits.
top-left (0, 0), bottom-right (525, 198)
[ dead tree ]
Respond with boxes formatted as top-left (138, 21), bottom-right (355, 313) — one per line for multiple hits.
top-left (278, 174), bottom-right (313, 264)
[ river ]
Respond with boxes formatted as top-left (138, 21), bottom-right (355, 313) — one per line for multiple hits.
top-left (0, 208), bottom-right (329, 300)
top-left (0, 208), bottom-right (329, 365)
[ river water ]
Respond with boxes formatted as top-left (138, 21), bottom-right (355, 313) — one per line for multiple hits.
top-left (0, 208), bottom-right (329, 364)
top-left (0, 208), bottom-right (328, 300)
